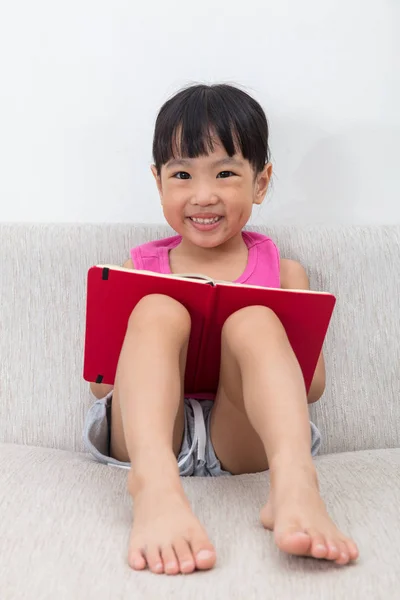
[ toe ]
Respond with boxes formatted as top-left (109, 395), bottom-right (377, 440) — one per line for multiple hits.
top-left (275, 527), bottom-right (312, 556)
top-left (128, 547), bottom-right (147, 571)
top-left (161, 545), bottom-right (180, 575)
top-left (335, 541), bottom-right (350, 565)
top-left (191, 538), bottom-right (217, 571)
top-left (146, 545), bottom-right (164, 574)
top-left (344, 538), bottom-right (359, 561)
top-left (310, 534), bottom-right (329, 559)
top-left (324, 539), bottom-right (340, 561)
top-left (194, 549), bottom-right (216, 571)
top-left (173, 539), bottom-right (196, 574)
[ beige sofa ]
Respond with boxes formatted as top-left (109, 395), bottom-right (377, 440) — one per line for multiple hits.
top-left (1, 223), bottom-right (399, 600)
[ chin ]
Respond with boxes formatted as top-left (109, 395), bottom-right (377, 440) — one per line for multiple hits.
top-left (191, 237), bottom-right (223, 249)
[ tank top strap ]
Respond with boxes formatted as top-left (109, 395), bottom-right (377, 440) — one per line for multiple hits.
top-left (130, 235), bottom-right (181, 273)
top-left (240, 231), bottom-right (280, 288)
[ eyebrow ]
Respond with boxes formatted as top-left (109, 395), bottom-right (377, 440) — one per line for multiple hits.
top-left (166, 157), bottom-right (245, 169)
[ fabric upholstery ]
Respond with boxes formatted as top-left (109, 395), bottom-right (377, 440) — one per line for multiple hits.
top-left (0, 224), bottom-right (399, 454)
top-left (1, 224), bottom-right (399, 599)
top-left (0, 443), bottom-right (399, 600)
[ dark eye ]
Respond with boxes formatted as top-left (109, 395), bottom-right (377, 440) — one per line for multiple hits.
top-left (217, 171), bottom-right (235, 179)
top-left (173, 171), bottom-right (191, 180)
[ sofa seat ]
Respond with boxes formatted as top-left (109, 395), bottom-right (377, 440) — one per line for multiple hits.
top-left (1, 442), bottom-right (399, 600)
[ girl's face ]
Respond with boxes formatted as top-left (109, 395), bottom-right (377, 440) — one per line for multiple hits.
top-left (151, 138), bottom-right (272, 250)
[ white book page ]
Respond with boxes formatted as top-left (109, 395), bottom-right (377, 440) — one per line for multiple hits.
top-left (96, 265), bottom-right (213, 285)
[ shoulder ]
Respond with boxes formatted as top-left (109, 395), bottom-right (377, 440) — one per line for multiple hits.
top-left (244, 231), bottom-right (280, 260)
top-left (244, 231), bottom-right (277, 249)
top-left (129, 235), bottom-right (181, 269)
top-left (280, 258), bottom-right (310, 290)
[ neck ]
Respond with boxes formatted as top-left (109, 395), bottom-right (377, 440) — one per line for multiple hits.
top-left (177, 231), bottom-right (246, 263)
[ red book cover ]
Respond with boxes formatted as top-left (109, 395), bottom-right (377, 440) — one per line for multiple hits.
top-left (83, 266), bottom-right (336, 396)
top-left (196, 283), bottom-right (335, 394)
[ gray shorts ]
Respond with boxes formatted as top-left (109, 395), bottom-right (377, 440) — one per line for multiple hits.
top-left (83, 393), bottom-right (321, 477)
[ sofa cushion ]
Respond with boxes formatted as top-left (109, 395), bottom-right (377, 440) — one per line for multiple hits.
top-left (1, 224), bottom-right (399, 456)
top-left (1, 443), bottom-right (399, 600)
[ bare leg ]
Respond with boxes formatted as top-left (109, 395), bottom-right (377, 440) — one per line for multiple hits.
top-left (111, 294), bottom-right (216, 575)
top-left (211, 306), bottom-right (359, 565)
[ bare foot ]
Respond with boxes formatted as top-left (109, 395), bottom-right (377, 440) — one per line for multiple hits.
top-left (128, 483), bottom-right (216, 575)
top-left (260, 462), bottom-right (359, 565)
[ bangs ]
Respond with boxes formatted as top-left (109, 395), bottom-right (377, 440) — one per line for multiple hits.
top-left (153, 84), bottom-right (270, 174)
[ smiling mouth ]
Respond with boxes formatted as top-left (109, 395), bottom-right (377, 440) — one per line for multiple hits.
top-left (189, 216), bottom-right (222, 224)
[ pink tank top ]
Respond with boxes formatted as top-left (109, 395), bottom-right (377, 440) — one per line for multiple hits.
top-left (130, 231), bottom-right (280, 399)
top-left (131, 231), bottom-right (280, 288)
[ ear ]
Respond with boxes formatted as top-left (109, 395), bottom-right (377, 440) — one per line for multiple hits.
top-left (253, 162), bottom-right (272, 205)
top-left (151, 165), bottom-right (163, 203)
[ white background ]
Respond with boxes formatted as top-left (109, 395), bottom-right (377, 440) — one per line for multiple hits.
top-left (0, 0), bottom-right (398, 225)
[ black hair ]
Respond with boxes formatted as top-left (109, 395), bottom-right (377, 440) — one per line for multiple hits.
top-left (152, 83), bottom-right (270, 175)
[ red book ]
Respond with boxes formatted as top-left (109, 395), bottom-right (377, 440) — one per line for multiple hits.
top-left (83, 266), bottom-right (336, 396)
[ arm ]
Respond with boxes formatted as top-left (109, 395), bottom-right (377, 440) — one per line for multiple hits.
top-left (89, 257), bottom-right (135, 400)
top-left (280, 258), bottom-right (326, 404)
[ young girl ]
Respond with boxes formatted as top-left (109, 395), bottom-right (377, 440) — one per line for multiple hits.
top-left (84, 83), bottom-right (359, 575)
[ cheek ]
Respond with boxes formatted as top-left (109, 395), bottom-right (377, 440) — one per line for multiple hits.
top-left (161, 182), bottom-right (185, 204)
top-left (224, 183), bottom-right (253, 211)
top-left (161, 191), bottom-right (187, 223)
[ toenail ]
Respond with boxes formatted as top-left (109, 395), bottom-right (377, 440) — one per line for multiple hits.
top-left (181, 561), bottom-right (194, 570)
top-left (315, 544), bottom-right (326, 552)
top-left (196, 550), bottom-right (214, 561)
top-left (166, 562), bottom-right (177, 570)
top-left (154, 563), bottom-right (163, 572)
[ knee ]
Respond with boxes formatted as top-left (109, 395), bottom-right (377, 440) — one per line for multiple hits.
top-left (128, 294), bottom-right (191, 338)
top-left (222, 305), bottom-right (283, 349)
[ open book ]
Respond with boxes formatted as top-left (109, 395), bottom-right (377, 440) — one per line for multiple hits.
top-left (83, 265), bottom-right (336, 396)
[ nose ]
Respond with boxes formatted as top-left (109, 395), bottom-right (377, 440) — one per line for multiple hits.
top-left (190, 184), bottom-right (218, 207)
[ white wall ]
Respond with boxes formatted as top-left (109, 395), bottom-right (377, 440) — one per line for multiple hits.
top-left (0, 0), bottom-right (398, 225)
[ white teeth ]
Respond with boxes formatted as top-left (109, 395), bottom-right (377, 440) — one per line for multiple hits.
top-left (191, 217), bottom-right (220, 224)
